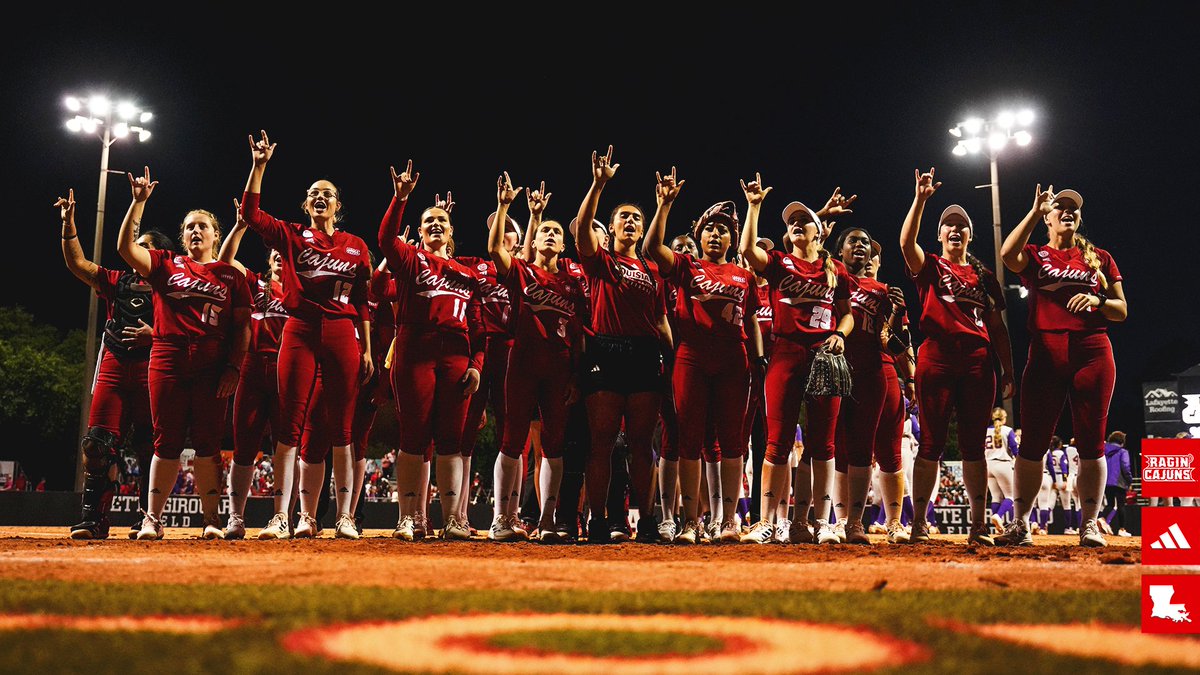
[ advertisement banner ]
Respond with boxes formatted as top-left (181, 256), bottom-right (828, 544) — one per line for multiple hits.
top-left (1141, 507), bottom-right (1200, 566)
top-left (1140, 439), bottom-right (1200, 498)
top-left (1143, 575), bottom-right (1200, 634)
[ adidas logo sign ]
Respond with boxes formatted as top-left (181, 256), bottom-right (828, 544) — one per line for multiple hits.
top-left (1152, 524), bottom-right (1192, 550)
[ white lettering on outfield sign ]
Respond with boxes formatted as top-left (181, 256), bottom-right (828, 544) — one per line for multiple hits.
top-left (109, 495), bottom-right (229, 528)
top-left (1145, 455), bottom-right (1196, 482)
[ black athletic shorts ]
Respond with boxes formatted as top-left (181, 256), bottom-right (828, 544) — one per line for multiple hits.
top-left (581, 334), bottom-right (664, 395)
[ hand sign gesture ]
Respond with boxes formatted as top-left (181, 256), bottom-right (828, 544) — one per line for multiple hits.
top-left (591, 145), bottom-right (620, 185)
top-left (1033, 183), bottom-right (1057, 214)
top-left (740, 172), bottom-right (773, 206)
top-left (433, 191), bottom-right (455, 213)
top-left (54, 188), bottom-right (76, 226)
top-left (390, 160), bottom-right (420, 201)
top-left (526, 181), bottom-right (552, 216)
top-left (127, 166), bottom-right (159, 203)
top-left (232, 198), bottom-right (247, 228)
top-left (914, 168), bottom-right (942, 202)
top-left (654, 166), bottom-right (685, 206)
top-left (821, 186), bottom-right (858, 216)
top-left (497, 172), bottom-right (523, 206)
top-left (248, 130), bottom-right (276, 168)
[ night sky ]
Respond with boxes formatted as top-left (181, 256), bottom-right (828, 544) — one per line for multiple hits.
top-left (3, 8), bottom-right (1194, 444)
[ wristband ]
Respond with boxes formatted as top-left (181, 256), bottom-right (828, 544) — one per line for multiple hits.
top-left (225, 363), bottom-right (240, 374)
top-left (833, 329), bottom-right (846, 340)
top-left (62, 233), bottom-right (78, 240)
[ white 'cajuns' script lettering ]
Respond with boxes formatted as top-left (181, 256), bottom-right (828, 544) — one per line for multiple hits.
top-left (689, 272), bottom-right (746, 304)
top-left (166, 273), bottom-right (229, 302)
top-left (776, 274), bottom-right (834, 305)
top-left (934, 259), bottom-right (989, 307)
top-left (296, 248), bottom-right (358, 279)
top-left (416, 267), bottom-right (472, 300)
top-left (524, 282), bottom-right (576, 316)
top-left (254, 281), bottom-right (288, 318)
top-left (850, 287), bottom-right (886, 333)
top-left (1037, 261), bottom-right (1098, 289)
top-left (1143, 454), bottom-right (1196, 482)
top-left (477, 278), bottom-right (511, 305)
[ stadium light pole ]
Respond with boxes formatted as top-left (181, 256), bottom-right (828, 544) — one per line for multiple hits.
top-left (950, 109), bottom-right (1034, 419)
top-left (64, 94), bottom-right (153, 491)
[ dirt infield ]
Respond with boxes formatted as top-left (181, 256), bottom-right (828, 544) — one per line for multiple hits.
top-left (0, 527), bottom-right (1140, 592)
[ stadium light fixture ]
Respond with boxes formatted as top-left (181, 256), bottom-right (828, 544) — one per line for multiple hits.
top-left (62, 93), bottom-right (153, 492)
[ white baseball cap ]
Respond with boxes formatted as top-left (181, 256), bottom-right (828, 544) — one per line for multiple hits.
top-left (781, 201), bottom-right (822, 232)
top-left (755, 237), bottom-right (774, 251)
top-left (938, 204), bottom-right (973, 233)
top-left (569, 216), bottom-right (605, 239)
top-left (1053, 189), bottom-right (1083, 210)
top-left (486, 211), bottom-right (520, 235)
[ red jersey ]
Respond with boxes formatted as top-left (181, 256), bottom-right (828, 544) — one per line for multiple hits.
top-left (761, 250), bottom-right (853, 345)
top-left (241, 192), bottom-right (371, 323)
top-left (503, 258), bottom-right (586, 353)
top-left (562, 257), bottom-right (593, 335)
top-left (246, 270), bottom-right (287, 354)
top-left (845, 276), bottom-right (893, 365)
top-left (377, 196), bottom-right (481, 333)
top-left (911, 253), bottom-right (1004, 343)
top-left (664, 254), bottom-right (756, 346)
top-left (579, 247), bottom-right (665, 338)
top-left (457, 256), bottom-right (514, 335)
top-left (146, 250), bottom-right (250, 340)
top-left (1018, 244), bottom-right (1122, 333)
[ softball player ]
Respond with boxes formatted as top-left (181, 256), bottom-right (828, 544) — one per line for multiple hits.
top-left (899, 168), bottom-right (1015, 546)
top-left (998, 186), bottom-right (1127, 547)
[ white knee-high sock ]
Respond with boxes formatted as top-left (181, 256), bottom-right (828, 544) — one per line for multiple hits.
top-left (459, 454), bottom-right (474, 522)
top-left (538, 456), bottom-right (563, 530)
top-left (811, 458), bottom-right (835, 523)
top-left (297, 459), bottom-right (325, 516)
top-left (229, 462), bottom-right (254, 517)
top-left (494, 453), bottom-right (521, 520)
top-left (272, 445), bottom-right (297, 516)
top-left (879, 470), bottom-right (905, 523)
top-left (792, 460), bottom-right (812, 524)
top-left (147, 456), bottom-right (180, 519)
top-left (761, 461), bottom-right (788, 525)
top-left (1013, 456), bottom-right (1045, 525)
top-left (833, 468), bottom-right (848, 524)
top-left (911, 457), bottom-right (939, 525)
top-left (193, 454), bottom-right (223, 519)
top-left (395, 452), bottom-right (423, 523)
top-left (679, 458), bottom-right (702, 522)
top-left (961, 459), bottom-right (989, 526)
top-left (704, 460), bottom-right (722, 524)
top-left (1077, 457), bottom-right (1108, 523)
top-left (436, 454), bottom-right (464, 523)
top-left (351, 457), bottom-right (366, 517)
top-left (847, 465), bottom-right (872, 526)
top-left (658, 458), bottom-right (679, 524)
top-left (332, 446), bottom-right (354, 517)
top-left (720, 457), bottom-right (743, 524)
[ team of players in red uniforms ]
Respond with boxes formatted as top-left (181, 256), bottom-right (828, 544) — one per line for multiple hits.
top-left (57, 137), bottom-right (1127, 547)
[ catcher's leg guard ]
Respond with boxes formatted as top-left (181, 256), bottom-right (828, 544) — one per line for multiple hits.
top-left (70, 427), bottom-right (120, 540)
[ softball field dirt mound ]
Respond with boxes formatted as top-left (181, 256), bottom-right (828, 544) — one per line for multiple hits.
top-left (0, 527), bottom-right (1139, 592)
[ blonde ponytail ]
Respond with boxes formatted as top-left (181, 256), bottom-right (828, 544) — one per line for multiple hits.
top-left (817, 248), bottom-right (836, 288)
top-left (1074, 233), bottom-right (1108, 289)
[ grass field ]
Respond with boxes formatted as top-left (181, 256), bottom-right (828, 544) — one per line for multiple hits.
top-left (0, 528), bottom-right (1193, 674)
